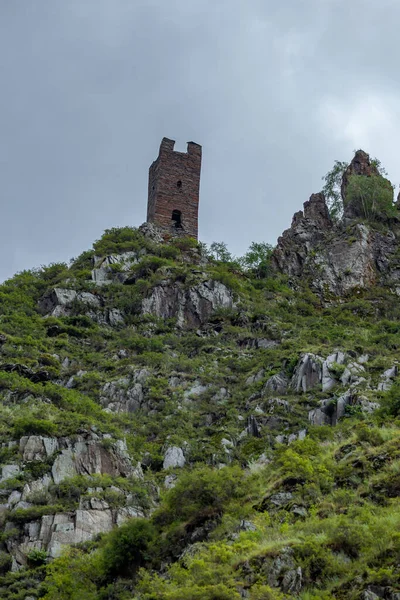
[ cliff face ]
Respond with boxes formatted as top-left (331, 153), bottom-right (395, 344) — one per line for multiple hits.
top-left (272, 151), bottom-right (400, 296)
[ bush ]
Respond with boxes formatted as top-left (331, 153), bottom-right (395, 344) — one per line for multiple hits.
top-left (27, 548), bottom-right (48, 567)
top-left (0, 551), bottom-right (12, 575)
top-left (100, 518), bottom-right (156, 579)
top-left (13, 417), bottom-right (57, 438)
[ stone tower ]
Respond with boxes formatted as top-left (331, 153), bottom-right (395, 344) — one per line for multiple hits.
top-left (147, 137), bottom-right (202, 239)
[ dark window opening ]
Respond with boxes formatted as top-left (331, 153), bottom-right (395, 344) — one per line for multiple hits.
top-left (172, 209), bottom-right (182, 228)
top-left (177, 180), bottom-right (182, 188)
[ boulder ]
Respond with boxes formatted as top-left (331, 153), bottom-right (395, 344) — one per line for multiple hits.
top-left (163, 446), bottom-right (186, 469)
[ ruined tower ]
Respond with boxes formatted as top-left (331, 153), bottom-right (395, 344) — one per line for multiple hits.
top-left (147, 137), bottom-right (202, 239)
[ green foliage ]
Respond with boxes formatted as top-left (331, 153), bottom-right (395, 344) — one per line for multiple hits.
top-left (209, 241), bottom-right (234, 262)
top-left (322, 159), bottom-right (348, 220)
top-left (322, 152), bottom-right (394, 221)
top-left (346, 173), bottom-right (395, 219)
top-left (26, 548), bottom-right (48, 567)
top-left (239, 242), bottom-right (274, 278)
top-left (100, 518), bottom-right (156, 579)
top-left (1, 221), bottom-right (400, 600)
top-left (93, 226), bottom-right (149, 256)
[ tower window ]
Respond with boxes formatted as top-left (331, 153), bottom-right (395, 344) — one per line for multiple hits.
top-left (177, 180), bottom-right (182, 188)
top-left (172, 209), bottom-right (182, 228)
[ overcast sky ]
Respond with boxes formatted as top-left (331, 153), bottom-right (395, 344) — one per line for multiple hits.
top-left (1, 0), bottom-right (399, 281)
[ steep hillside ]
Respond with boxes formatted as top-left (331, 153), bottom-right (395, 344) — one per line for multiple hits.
top-left (1, 152), bottom-right (400, 599)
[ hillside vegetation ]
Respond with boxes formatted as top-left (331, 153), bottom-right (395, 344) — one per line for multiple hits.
top-left (1, 151), bottom-right (400, 599)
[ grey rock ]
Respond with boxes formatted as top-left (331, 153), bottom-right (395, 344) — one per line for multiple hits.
top-left (292, 353), bottom-right (322, 393)
top-left (20, 436), bottom-right (58, 462)
top-left (100, 369), bottom-right (151, 413)
top-left (257, 339), bottom-right (279, 349)
top-left (341, 362), bottom-right (366, 387)
top-left (272, 159), bottom-right (400, 297)
top-left (164, 474), bottom-right (178, 489)
top-left (309, 390), bottom-right (357, 426)
top-left (52, 436), bottom-right (134, 484)
top-left (362, 591), bottom-right (381, 600)
top-left (183, 381), bottom-right (209, 401)
top-left (262, 373), bottom-right (289, 396)
top-left (38, 288), bottom-right (102, 317)
top-left (221, 438), bottom-right (234, 452)
top-left (247, 416), bottom-right (261, 438)
top-left (269, 492), bottom-right (293, 507)
top-left (266, 547), bottom-right (302, 594)
top-left (322, 352), bottom-right (346, 392)
top-left (1, 465), bottom-right (20, 481)
top-left (239, 520), bottom-right (257, 532)
top-left (163, 446), bottom-right (186, 469)
top-left (266, 397), bottom-right (290, 412)
top-left (107, 308), bottom-right (124, 327)
top-left (377, 365), bottom-right (398, 391)
top-left (7, 491), bottom-right (22, 508)
top-left (245, 369), bottom-right (265, 386)
top-left (22, 476), bottom-right (52, 502)
top-left (142, 279), bottom-right (234, 328)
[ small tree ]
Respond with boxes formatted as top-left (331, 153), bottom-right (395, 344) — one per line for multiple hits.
top-left (322, 160), bottom-right (348, 221)
top-left (209, 241), bottom-right (233, 263)
top-left (240, 242), bottom-right (274, 278)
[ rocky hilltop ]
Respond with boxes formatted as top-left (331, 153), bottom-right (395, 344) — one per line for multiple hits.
top-left (0, 152), bottom-right (400, 599)
top-left (273, 150), bottom-right (400, 296)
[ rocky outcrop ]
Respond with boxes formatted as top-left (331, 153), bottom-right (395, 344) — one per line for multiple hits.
top-left (38, 288), bottom-right (101, 317)
top-left (272, 151), bottom-right (400, 296)
top-left (291, 354), bottom-right (322, 393)
top-left (38, 287), bottom-right (124, 327)
top-left (7, 504), bottom-right (144, 565)
top-left (1, 431), bottom-right (145, 568)
top-left (272, 193), bottom-right (333, 278)
top-left (242, 547), bottom-right (302, 595)
top-left (91, 251), bottom-right (141, 285)
top-left (51, 436), bottom-right (135, 484)
top-left (142, 279), bottom-right (234, 328)
top-left (341, 150), bottom-right (392, 220)
top-left (262, 373), bottom-right (289, 396)
top-left (377, 365), bottom-right (398, 391)
top-left (100, 369), bottom-right (151, 413)
top-left (309, 390), bottom-right (357, 426)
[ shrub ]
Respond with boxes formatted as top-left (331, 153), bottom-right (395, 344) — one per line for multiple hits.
top-left (13, 417), bottom-right (57, 438)
top-left (0, 550), bottom-right (12, 575)
top-left (27, 548), bottom-right (48, 567)
top-left (100, 518), bottom-right (156, 579)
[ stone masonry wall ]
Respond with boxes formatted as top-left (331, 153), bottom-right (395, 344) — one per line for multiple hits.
top-left (147, 137), bottom-right (201, 239)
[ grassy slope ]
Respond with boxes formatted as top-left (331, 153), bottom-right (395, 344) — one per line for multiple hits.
top-left (0, 227), bottom-right (399, 599)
